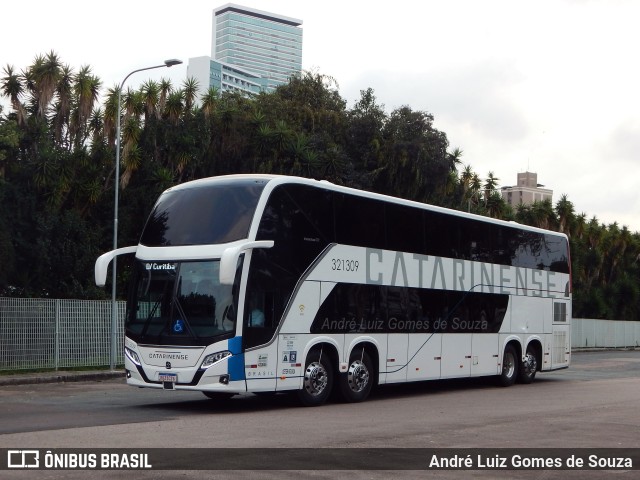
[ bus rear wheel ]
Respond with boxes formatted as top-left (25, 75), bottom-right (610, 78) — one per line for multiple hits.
top-left (499, 345), bottom-right (518, 387)
top-left (298, 349), bottom-right (333, 407)
top-left (519, 345), bottom-right (538, 384)
top-left (339, 349), bottom-right (373, 403)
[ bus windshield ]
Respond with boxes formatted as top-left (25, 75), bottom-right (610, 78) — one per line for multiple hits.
top-left (126, 259), bottom-right (239, 346)
top-left (139, 178), bottom-right (267, 247)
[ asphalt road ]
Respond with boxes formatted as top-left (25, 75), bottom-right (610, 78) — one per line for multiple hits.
top-left (1, 350), bottom-right (639, 479)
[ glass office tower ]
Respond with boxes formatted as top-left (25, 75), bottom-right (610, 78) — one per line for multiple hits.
top-left (212, 4), bottom-right (303, 91)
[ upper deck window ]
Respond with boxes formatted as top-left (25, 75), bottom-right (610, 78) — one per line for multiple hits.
top-left (140, 179), bottom-right (267, 246)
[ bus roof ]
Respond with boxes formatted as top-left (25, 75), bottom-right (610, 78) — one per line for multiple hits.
top-left (164, 174), bottom-right (568, 240)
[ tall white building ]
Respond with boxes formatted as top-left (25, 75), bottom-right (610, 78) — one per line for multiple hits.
top-left (501, 172), bottom-right (553, 207)
top-left (188, 3), bottom-right (303, 98)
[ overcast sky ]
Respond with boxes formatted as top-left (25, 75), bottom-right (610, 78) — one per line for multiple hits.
top-left (2, 0), bottom-right (639, 232)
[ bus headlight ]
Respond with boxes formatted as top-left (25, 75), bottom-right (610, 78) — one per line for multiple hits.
top-left (201, 351), bottom-right (231, 369)
top-left (124, 346), bottom-right (141, 366)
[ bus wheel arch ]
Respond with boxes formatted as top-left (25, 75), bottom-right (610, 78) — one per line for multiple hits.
top-left (298, 343), bottom-right (339, 407)
top-left (498, 342), bottom-right (521, 387)
top-left (519, 340), bottom-right (541, 384)
top-left (339, 342), bottom-right (378, 403)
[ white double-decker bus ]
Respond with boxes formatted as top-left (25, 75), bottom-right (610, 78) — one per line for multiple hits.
top-left (95, 174), bottom-right (571, 406)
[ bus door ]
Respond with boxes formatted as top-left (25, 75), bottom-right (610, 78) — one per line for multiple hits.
top-left (242, 288), bottom-right (279, 392)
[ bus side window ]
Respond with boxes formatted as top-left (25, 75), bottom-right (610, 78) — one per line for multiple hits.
top-left (247, 291), bottom-right (267, 327)
top-left (244, 288), bottom-right (278, 348)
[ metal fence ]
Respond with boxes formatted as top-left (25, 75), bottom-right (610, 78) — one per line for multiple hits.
top-left (1, 298), bottom-right (639, 372)
top-left (0, 297), bottom-right (125, 371)
top-left (572, 318), bottom-right (640, 349)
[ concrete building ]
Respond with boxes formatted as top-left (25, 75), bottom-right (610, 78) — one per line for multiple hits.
top-left (501, 172), bottom-right (553, 207)
top-left (187, 3), bottom-right (303, 99)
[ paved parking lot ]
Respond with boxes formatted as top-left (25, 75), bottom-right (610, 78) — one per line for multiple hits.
top-left (1, 350), bottom-right (639, 479)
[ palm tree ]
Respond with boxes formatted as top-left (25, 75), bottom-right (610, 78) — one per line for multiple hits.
top-left (182, 77), bottom-right (199, 113)
top-left (448, 147), bottom-right (463, 172)
top-left (1, 65), bottom-right (27, 125)
top-left (28, 51), bottom-right (63, 118)
top-left (583, 217), bottom-right (604, 289)
top-left (483, 172), bottom-right (499, 202)
top-left (87, 108), bottom-right (104, 146)
top-left (320, 145), bottom-right (347, 181)
top-left (586, 216), bottom-right (604, 250)
top-left (555, 194), bottom-right (575, 236)
top-left (253, 123), bottom-right (272, 167)
top-left (460, 165), bottom-right (473, 193)
top-left (51, 64), bottom-right (73, 145)
top-left (271, 120), bottom-right (293, 153)
top-left (141, 80), bottom-right (160, 121)
top-left (102, 87), bottom-right (119, 146)
top-left (158, 78), bottom-right (172, 113)
top-left (122, 87), bottom-right (144, 120)
top-left (120, 116), bottom-right (141, 188)
top-left (200, 87), bottom-right (219, 120)
top-left (288, 131), bottom-right (321, 176)
top-left (216, 97), bottom-right (242, 160)
top-left (573, 212), bottom-right (587, 240)
top-left (71, 65), bottom-right (101, 147)
top-left (164, 91), bottom-right (184, 125)
top-left (301, 149), bottom-right (320, 176)
top-left (485, 191), bottom-right (507, 219)
top-left (459, 164), bottom-right (474, 210)
top-left (603, 223), bottom-right (631, 285)
top-left (531, 199), bottom-right (556, 230)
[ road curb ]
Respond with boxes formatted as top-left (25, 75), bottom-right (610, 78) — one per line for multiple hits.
top-left (0, 370), bottom-right (124, 386)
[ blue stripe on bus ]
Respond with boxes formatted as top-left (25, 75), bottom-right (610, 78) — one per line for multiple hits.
top-left (228, 336), bottom-right (245, 381)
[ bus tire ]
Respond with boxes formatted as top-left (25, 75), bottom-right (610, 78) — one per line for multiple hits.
top-left (499, 345), bottom-right (518, 387)
top-left (519, 345), bottom-right (538, 384)
top-left (298, 349), bottom-right (333, 407)
top-left (339, 349), bottom-right (373, 403)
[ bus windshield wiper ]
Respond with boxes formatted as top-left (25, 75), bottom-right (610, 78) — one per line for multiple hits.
top-left (140, 295), bottom-right (163, 337)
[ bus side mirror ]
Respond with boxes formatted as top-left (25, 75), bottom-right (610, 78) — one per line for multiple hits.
top-left (219, 240), bottom-right (274, 285)
top-left (95, 246), bottom-right (138, 286)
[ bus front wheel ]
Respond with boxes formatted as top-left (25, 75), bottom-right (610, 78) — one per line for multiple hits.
top-left (499, 345), bottom-right (518, 387)
top-left (298, 349), bottom-right (333, 407)
top-left (339, 349), bottom-right (373, 403)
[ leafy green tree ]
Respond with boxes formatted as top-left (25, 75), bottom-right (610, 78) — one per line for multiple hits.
top-left (0, 111), bottom-right (20, 178)
top-left (346, 87), bottom-right (386, 178)
top-left (1, 53), bottom-right (639, 321)
top-left (375, 105), bottom-right (450, 202)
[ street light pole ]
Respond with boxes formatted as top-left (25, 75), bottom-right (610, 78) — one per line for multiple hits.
top-left (110, 59), bottom-right (183, 370)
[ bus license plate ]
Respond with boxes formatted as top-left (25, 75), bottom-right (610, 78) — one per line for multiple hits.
top-left (159, 373), bottom-right (177, 383)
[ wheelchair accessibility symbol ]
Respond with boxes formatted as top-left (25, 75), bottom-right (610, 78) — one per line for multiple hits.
top-left (173, 319), bottom-right (184, 333)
